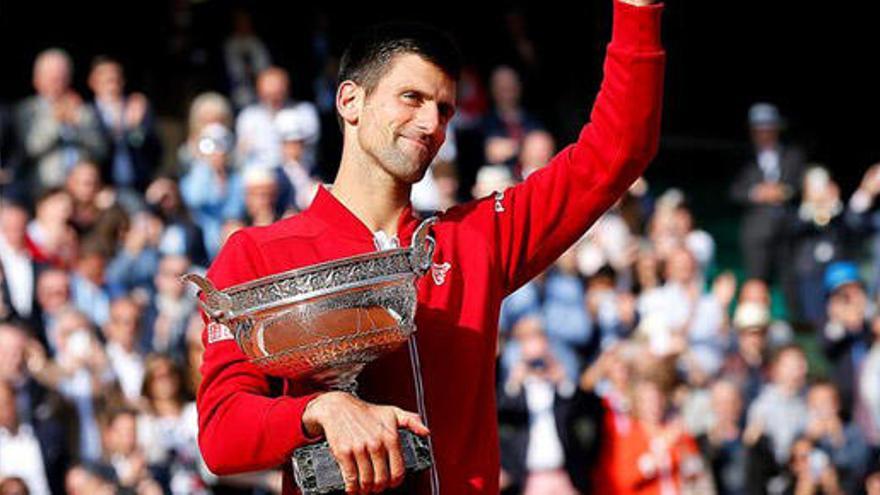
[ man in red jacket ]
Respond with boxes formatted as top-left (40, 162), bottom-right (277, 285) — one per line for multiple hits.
top-left (197, 0), bottom-right (665, 493)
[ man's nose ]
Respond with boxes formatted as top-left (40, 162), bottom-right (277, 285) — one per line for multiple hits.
top-left (414, 102), bottom-right (441, 135)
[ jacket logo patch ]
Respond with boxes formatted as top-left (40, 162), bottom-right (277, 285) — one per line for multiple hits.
top-left (207, 322), bottom-right (234, 344)
top-left (431, 262), bottom-right (452, 286)
top-left (494, 191), bottom-right (505, 213)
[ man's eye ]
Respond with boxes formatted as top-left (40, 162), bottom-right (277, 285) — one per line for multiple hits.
top-left (403, 93), bottom-right (419, 101)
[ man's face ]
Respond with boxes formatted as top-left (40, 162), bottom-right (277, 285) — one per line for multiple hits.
top-left (89, 62), bottom-right (124, 101)
top-left (258, 71), bottom-right (289, 110)
top-left (34, 54), bottom-right (71, 101)
top-left (750, 127), bottom-right (780, 150)
top-left (773, 349), bottom-right (807, 391)
top-left (354, 54), bottom-right (456, 185)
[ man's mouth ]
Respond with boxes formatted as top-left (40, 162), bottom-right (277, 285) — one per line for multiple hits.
top-left (401, 135), bottom-right (431, 151)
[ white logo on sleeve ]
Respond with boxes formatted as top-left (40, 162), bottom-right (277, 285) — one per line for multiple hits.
top-left (494, 191), bottom-right (505, 213)
top-left (207, 322), bottom-right (235, 344)
top-left (431, 262), bottom-right (452, 286)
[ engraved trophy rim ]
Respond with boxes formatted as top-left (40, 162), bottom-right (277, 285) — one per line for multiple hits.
top-left (183, 217), bottom-right (438, 323)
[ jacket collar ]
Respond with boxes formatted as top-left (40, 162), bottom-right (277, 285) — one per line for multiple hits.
top-left (305, 185), bottom-right (421, 249)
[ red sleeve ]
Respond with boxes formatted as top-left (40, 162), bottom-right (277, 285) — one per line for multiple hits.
top-left (450, 0), bottom-right (665, 296)
top-left (196, 229), bottom-right (319, 475)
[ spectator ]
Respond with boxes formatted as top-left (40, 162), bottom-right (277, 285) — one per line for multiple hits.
top-left (771, 435), bottom-right (845, 495)
top-left (804, 380), bottom-right (870, 494)
top-left (483, 66), bottom-right (542, 168)
top-left (33, 268), bottom-right (71, 353)
top-left (242, 167), bottom-right (280, 227)
top-left (273, 106), bottom-right (321, 213)
top-left (637, 246), bottom-right (729, 355)
top-left (102, 298), bottom-right (145, 404)
top-left (69, 240), bottom-right (111, 327)
top-left (178, 93), bottom-right (234, 177)
top-left (30, 309), bottom-right (115, 462)
top-left (697, 380), bottom-right (748, 495)
top-left (860, 313), bottom-right (880, 446)
top-left (722, 301), bottom-right (772, 407)
top-left (497, 315), bottom-right (578, 495)
top-left (730, 103), bottom-right (805, 283)
top-left (0, 197), bottom-right (38, 324)
top-left (179, 123), bottom-right (245, 259)
top-left (14, 49), bottom-right (107, 192)
top-left (63, 464), bottom-right (116, 495)
top-left (144, 178), bottom-right (208, 268)
top-left (94, 407), bottom-right (162, 493)
top-left (136, 355), bottom-right (205, 494)
top-left (223, 9), bottom-right (272, 110)
top-left (235, 67), bottom-right (321, 171)
top-left (0, 477), bottom-right (30, 495)
top-left (87, 57), bottom-right (161, 193)
top-left (105, 211), bottom-right (162, 301)
top-left (585, 266), bottom-right (637, 352)
top-left (518, 129), bottom-right (555, 180)
top-left (847, 163), bottom-right (880, 296)
top-left (790, 166), bottom-right (861, 326)
top-left (820, 261), bottom-right (872, 415)
top-left (472, 163), bottom-right (515, 200)
top-left (0, 382), bottom-right (50, 495)
top-left (141, 255), bottom-right (194, 364)
top-left (64, 161), bottom-right (105, 236)
top-left (596, 362), bottom-right (712, 494)
top-left (26, 188), bottom-right (77, 269)
top-left (0, 323), bottom-right (73, 495)
top-left (745, 344), bottom-right (809, 467)
top-left (648, 188), bottom-right (715, 269)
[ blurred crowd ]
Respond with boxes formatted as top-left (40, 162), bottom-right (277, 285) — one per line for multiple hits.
top-left (0, 15), bottom-right (879, 495)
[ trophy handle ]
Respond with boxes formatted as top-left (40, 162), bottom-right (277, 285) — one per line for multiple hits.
top-left (409, 217), bottom-right (438, 276)
top-left (180, 273), bottom-right (234, 321)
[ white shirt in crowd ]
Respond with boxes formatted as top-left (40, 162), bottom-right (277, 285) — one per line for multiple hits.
top-left (0, 424), bottom-right (51, 495)
top-left (106, 342), bottom-right (145, 402)
top-left (0, 233), bottom-right (34, 318)
top-left (523, 377), bottom-right (568, 471)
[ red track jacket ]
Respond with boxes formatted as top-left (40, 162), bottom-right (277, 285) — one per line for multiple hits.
top-left (197, 2), bottom-right (665, 493)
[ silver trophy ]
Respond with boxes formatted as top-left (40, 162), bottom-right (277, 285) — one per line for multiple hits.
top-left (183, 217), bottom-right (437, 494)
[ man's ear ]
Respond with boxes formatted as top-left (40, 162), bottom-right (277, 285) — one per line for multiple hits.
top-left (336, 80), bottom-right (363, 127)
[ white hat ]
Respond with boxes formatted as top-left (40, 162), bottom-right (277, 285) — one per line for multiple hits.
top-left (275, 106), bottom-right (319, 143)
top-left (733, 302), bottom-right (770, 331)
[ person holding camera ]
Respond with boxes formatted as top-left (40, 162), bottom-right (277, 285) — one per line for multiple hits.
top-left (497, 315), bottom-right (578, 495)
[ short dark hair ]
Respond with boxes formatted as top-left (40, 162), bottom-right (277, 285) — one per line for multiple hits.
top-left (337, 22), bottom-right (461, 127)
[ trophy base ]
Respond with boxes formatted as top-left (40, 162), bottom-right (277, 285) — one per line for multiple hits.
top-left (292, 429), bottom-right (432, 494)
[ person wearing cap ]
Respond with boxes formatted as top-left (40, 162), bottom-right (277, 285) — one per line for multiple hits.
top-left (730, 103), bottom-right (806, 285)
top-left (722, 301), bottom-right (772, 407)
top-left (273, 106), bottom-right (321, 213)
top-left (820, 261), bottom-right (873, 416)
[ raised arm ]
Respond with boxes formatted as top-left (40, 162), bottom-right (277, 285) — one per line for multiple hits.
top-left (451, 0), bottom-right (665, 296)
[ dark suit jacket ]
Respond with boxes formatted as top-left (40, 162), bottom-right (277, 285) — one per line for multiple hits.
top-left (730, 145), bottom-right (806, 241)
top-left (89, 101), bottom-right (162, 192)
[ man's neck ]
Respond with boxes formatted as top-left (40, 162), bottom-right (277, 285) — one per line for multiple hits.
top-left (331, 146), bottom-right (411, 236)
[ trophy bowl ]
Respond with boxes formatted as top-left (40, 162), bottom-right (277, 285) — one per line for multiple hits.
top-left (183, 217), bottom-right (437, 390)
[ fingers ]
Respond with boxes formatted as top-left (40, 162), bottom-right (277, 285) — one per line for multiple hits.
top-left (334, 448), bottom-right (359, 495)
top-left (383, 427), bottom-right (406, 489)
top-left (393, 408), bottom-right (430, 436)
top-left (354, 443), bottom-right (374, 494)
top-left (368, 436), bottom-right (390, 493)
